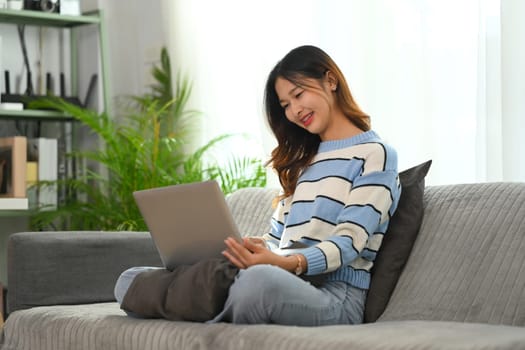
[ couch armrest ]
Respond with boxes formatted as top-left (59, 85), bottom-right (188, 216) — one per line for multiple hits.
top-left (7, 231), bottom-right (162, 314)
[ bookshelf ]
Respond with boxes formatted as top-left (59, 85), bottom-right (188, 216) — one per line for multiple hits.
top-left (0, 9), bottom-right (110, 211)
top-left (0, 8), bottom-right (111, 116)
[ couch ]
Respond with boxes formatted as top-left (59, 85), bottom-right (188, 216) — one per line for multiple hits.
top-left (2, 176), bottom-right (525, 349)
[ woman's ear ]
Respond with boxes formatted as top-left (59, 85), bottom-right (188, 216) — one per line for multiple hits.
top-left (325, 70), bottom-right (338, 91)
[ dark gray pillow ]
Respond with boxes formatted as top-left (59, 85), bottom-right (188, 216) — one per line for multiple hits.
top-left (121, 258), bottom-right (239, 322)
top-left (364, 160), bottom-right (432, 323)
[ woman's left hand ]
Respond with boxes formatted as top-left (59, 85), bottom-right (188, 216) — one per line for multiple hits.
top-left (222, 237), bottom-right (282, 269)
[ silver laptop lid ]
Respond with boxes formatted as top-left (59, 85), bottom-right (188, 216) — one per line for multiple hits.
top-left (133, 180), bottom-right (241, 269)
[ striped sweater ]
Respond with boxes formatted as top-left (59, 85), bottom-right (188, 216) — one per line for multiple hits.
top-left (264, 130), bottom-right (401, 290)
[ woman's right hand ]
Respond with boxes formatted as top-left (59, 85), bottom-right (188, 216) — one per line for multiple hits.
top-left (223, 237), bottom-right (304, 274)
top-left (222, 237), bottom-right (280, 269)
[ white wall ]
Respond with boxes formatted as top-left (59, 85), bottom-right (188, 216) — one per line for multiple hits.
top-left (163, 0), bottom-right (525, 186)
top-left (75, 0), bottom-right (166, 115)
top-left (501, 0), bottom-right (525, 180)
top-left (163, 0), bottom-right (480, 186)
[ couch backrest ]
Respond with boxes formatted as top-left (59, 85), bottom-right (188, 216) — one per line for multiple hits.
top-left (225, 187), bottom-right (278, 237)
top-left (379, 182), bottom-right (525, 326)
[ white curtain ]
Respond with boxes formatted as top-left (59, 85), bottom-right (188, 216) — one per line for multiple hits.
top-left (161, 0), bottom-right (525, 186)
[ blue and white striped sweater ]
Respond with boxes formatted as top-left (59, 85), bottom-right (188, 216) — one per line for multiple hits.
top-left (264, 130), bottom-right (401, 290)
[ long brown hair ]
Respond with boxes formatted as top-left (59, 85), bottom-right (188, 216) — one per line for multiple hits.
top-left (264, 45), bottom-right (370, 197)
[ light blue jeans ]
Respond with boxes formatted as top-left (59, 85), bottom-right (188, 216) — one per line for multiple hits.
top-left (114, 264), bottom-right (366, 326)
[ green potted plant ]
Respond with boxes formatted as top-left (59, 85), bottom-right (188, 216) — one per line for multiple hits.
top-left (29, 47), bottom-right (266, 231)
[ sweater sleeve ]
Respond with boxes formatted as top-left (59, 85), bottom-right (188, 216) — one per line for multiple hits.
top-left (261, 195), bottom-right (290, 251)
top-left (302, 148), bottom-right (401, 275)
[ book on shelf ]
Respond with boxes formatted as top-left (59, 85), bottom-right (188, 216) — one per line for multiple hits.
top-left (0, 136), bottom-right (27, 199)
top-left (27, 138), bottom-right (58, 211)
top-left (0, 102), bottom-right (24, 111)
top-left (0, 197), bottom-right (29, 210)
top-left (26, 160), bottom-right (38, 209)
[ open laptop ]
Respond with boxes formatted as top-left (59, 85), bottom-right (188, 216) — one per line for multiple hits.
top-left (133, 180), bottom-right (243, 270)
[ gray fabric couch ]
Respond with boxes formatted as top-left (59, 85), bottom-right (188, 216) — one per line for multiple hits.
top-left (2, 183), bottom-right (525, 350)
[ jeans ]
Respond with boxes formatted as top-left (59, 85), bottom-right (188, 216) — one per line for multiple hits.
top-left (114, 264), bottom-right (366, 326)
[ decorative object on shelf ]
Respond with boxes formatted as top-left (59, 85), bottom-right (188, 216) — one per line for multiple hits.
top-left (59, 0), bottom-right (78, 15)
top-left (6, 0), bottom-right (23, 10)
top-left (0, 136), bottom-right (27, 198)
top-left (0, 72), bottom-right (91, 110)
top-left (23, 0), bottom-right (59, 12)
top-left (25, 159), bottom-right (37, 207)
top-left (27, 137), bottom-right (58, 210)
top-left (29, 47), bottom-right (267, 231)
top-left (0, 197), bottom-right (28, 209)
top-left (0, 102), bottom-right (23, 110)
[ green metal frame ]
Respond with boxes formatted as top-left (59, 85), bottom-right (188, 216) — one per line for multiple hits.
top-left (0, 109), bottom-right (71, 120)
top-left (0, 8), bottom-right (99, 27)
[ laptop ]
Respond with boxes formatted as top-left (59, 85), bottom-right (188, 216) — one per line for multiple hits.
top-left (133, 180), bottom-right (243, 269)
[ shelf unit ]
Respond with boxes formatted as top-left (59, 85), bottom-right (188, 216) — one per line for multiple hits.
top-left (0, 8), bottom-right (111, 117)
top-left (0, 9), bottom-right (110, 212)
top-left (0, 109), bottom-right (71, 120)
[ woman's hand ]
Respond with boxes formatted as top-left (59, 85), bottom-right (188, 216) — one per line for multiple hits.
top-left (245, 237), bottom-right (267, 249)
top-left (223, 237), bottom-right (285, 269)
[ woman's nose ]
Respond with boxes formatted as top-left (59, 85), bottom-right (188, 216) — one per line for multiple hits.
top-left (290, 101), bottom-right (303, 119)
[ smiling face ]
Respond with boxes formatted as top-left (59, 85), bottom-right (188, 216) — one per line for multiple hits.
top-left (275, 74), bottom-right (355, 141)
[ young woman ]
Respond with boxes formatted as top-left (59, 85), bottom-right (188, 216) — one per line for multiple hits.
top-left (212, 45), bottom-right (401, 325)
top-left (115, 45), bottom-right (401, 326)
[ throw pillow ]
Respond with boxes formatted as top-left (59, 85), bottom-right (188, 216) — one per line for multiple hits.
top-left (363, 159), bottom-right (432, 323)
top-left (121, 257), bottom-right (239, 322)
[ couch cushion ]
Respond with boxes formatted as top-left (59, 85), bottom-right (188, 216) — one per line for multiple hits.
top-left (364, 160), bottom-right (432, 322)
top-left (3, 303), bottom-right (525, 350)
top-left (379, 182), bottom-right (525, 326)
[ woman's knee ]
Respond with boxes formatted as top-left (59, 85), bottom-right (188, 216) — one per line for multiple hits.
top-left (228, 265), bottom-right (290, 309)
top-left (114, 266), bottom-right (162, 304)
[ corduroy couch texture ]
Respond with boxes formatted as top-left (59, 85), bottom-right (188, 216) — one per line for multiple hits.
top-left (2, 182), bottom-right (525, 350)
